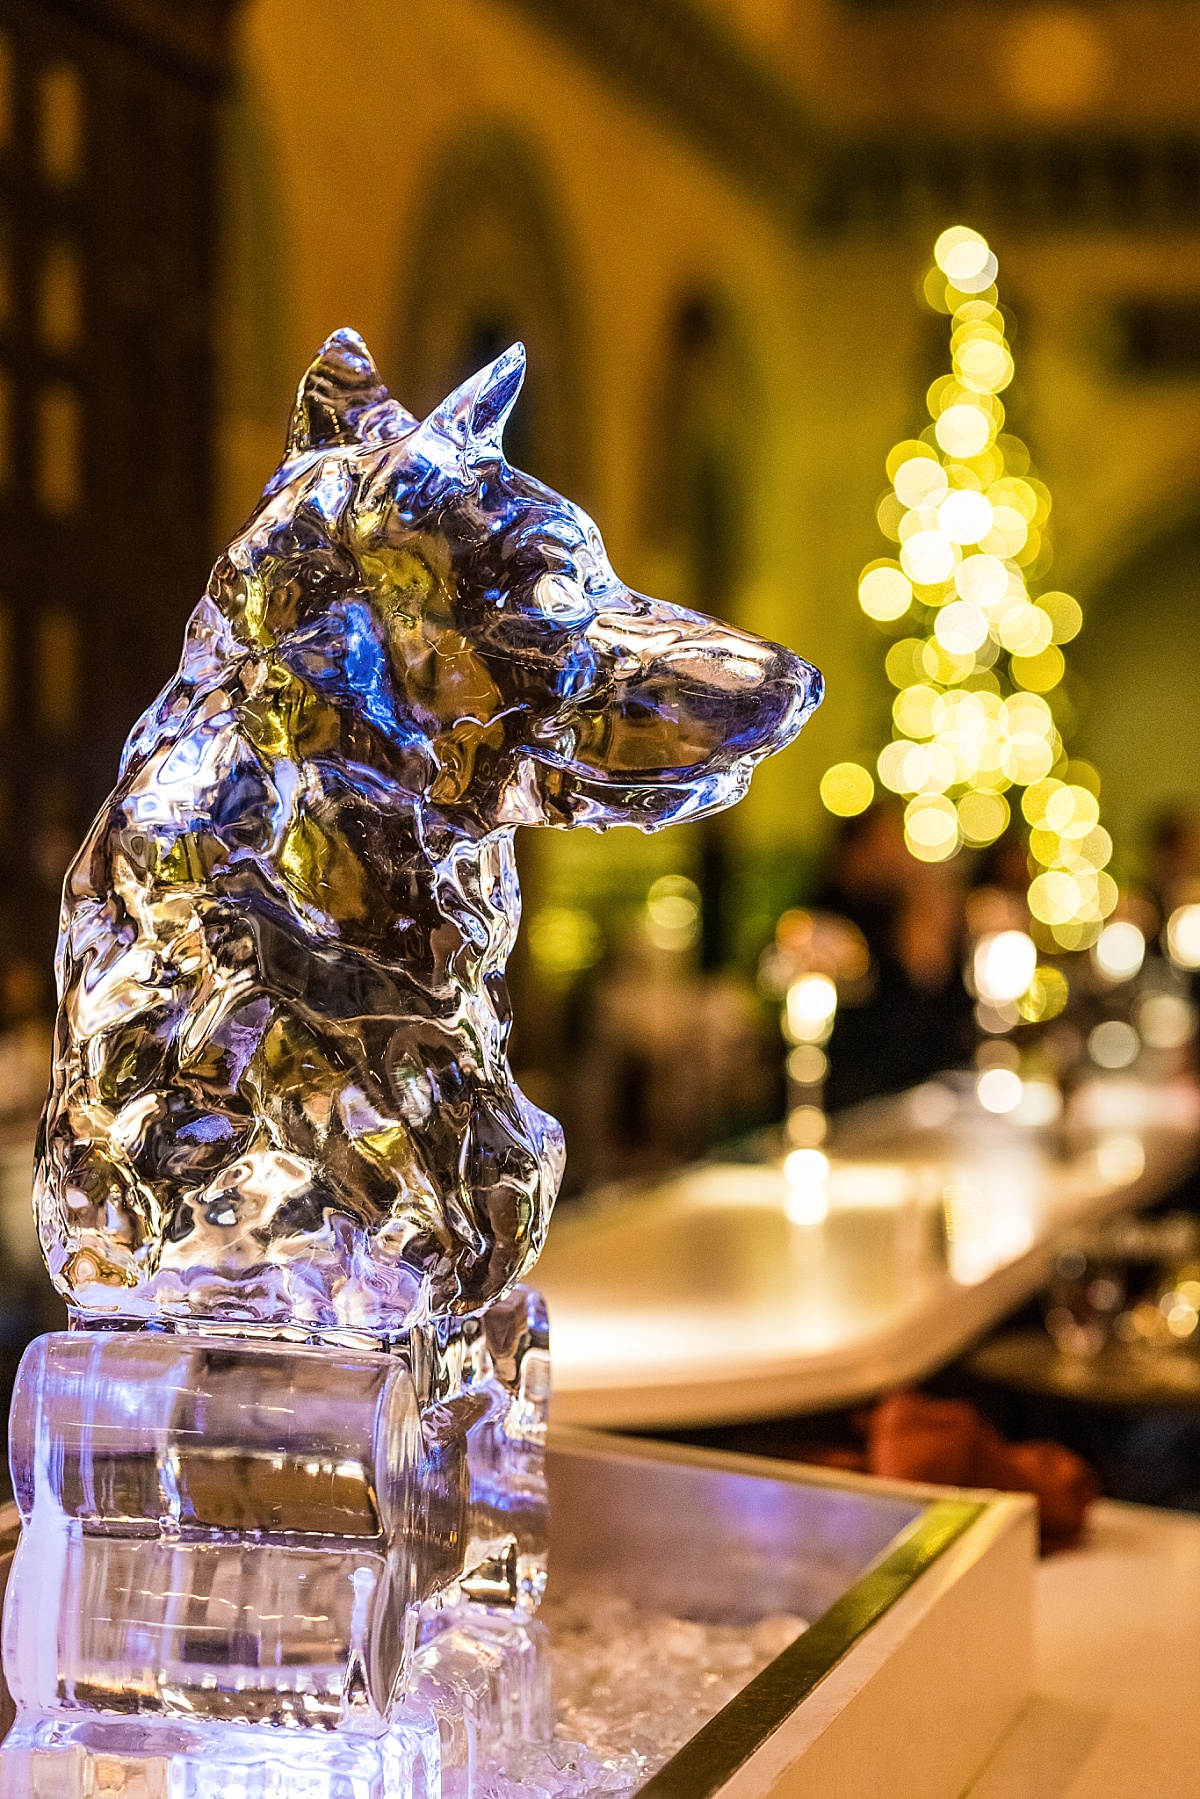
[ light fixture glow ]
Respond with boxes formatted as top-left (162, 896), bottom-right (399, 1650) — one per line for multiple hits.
top-left (977, 1067), bottom-right (1023, 1113)
top-left (1167, 904), bottom-right (1200, 970)
top-left (1093, 921), bottom-right (1145, 983)
top-left (974, 930), bottom-right (1038, 1004)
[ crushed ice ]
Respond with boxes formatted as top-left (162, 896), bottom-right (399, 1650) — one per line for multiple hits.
top-left (479, 1591), bottom-right (807, 1797)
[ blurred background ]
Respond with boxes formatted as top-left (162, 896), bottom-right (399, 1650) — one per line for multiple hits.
top-left (1, 0), bottom-right (1200, 1503)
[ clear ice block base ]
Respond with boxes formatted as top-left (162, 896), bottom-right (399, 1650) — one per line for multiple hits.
top-left (0, 1713), bottom-right (442, 1799)
top-left (0, 1293), bottom-right (557, 1798)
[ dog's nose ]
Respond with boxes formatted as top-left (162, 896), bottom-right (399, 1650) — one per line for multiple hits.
top-left (651, 623), bottom-right (819, 763)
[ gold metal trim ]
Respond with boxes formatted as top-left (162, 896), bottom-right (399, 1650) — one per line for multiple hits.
top-left (638, 1498), bottom-right (985, 1799)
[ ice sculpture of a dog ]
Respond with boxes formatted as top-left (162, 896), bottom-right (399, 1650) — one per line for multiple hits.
top-left (35, 331), bottom-right (821, 1333)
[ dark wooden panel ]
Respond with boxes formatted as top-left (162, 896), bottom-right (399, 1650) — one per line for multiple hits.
top-left (0, 1), bottom-right (235, 974)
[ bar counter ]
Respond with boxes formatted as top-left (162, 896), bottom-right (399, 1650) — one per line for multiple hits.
top-left (539, 1075), bottom-right (1200, 1429)
top-left (965, 1497), bottom-right (1200, 1799)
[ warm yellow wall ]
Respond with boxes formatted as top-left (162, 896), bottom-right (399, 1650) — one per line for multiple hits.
top-left (223, 0), bottom-right (899, 864)
top-left (222, 0), bottom-right (1200, 878)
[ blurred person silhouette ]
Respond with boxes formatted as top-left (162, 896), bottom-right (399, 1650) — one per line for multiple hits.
top-left (1147, 804), bottom-right (1200, 921)
top-left (1142, 805), bottom-right (1200, 1067)
top-left (814, 800), bottom-right (972, 1111)
top-left (965, 827), bottom-right (1033, 939)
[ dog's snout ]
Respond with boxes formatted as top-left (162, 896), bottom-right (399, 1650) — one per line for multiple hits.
top-left (579, 601), bottom-right (820, 783)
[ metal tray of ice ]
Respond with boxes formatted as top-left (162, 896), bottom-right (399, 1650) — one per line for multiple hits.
top-left (0, 1428), bottom-right (1033, 1798)
top-left (532, 1428), bottom-right (1033, 1798)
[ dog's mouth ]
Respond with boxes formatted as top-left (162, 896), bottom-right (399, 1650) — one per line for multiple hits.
top-left (564, 694), bottom-right (750, 777)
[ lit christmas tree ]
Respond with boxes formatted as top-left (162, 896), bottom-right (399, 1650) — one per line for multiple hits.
top-left (822, 225), bottom-right (1115, 956)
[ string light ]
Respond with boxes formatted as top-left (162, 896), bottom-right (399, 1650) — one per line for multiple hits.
top-left (824, 225), bottom-right (1113, 950)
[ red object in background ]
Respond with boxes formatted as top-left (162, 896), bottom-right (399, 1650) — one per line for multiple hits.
top-left (809, 1389), bottom-right (1100, 1551)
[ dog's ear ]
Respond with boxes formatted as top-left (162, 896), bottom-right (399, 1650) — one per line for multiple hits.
top-left (419, 343), bottom-right (526, 465)
top-left (287, 328), bottom-right (417, 455)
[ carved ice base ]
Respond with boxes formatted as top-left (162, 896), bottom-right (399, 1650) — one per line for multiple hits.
top-left (0, 1292), bottom-right (550, 1799)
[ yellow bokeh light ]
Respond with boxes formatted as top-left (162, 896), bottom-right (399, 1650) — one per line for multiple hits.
top-left (820, 761), bottom-right (875, 817)
top-left (1016, 965), bottom-right (1069, 1023)
top-left (957, 788), bottom-right (1010, 845)
top-left (786, 975), bottom-right (837, 1045)
top-left (900, 529), bottom-right (958, 585)
top-left (1021, 778), bottom-right (1061, 827)
top-left (859, 563), bottom-right (913, 621)
top-left (1010, 644), bottom-right (1065, 692)
top-left (1028, 825), bottom-right (1063, 865)
top-left (988, 476), bottom-right (1039, 522)
top-left (529, 906), bottom-right (602, 978)
top-left (1001, 737), bottom-right (1057, 786)
top-left (893, 684), bottom-right (941, 739)
top-left (905, 792), bottom-right (958, 851)
top-left (934, 225), bottom-right (999, 296)
top-left (981, 505), bottom-right (1030, 559)
top-left (886, 439), bottom-right (934, 482)
top-left (1003, 692), bottom-right (1055, 735)
top-left (894, 456), bottom-right (949, 508)
top-left (885, 638), bottom-right (926, 688)
top-left (1050, 919), bottom-right (1103, 952)
top-left (1029, 869), bottom-right (1084, 925)
top-left (956, 336), bottom-right (1014, 394)
top-left (915, 742), bottom-right (957, 793)
top-left (1167, 903), bottom-right (1200, 969)
top-left (1044, 784), bottom-right (1099, 837)
top-left (1095, 921), bottom-right (1145, 982)
top-left (994, 599), bottom-right (1053, 657)
top-left (1076, 825), bottom-right (1113, 869)
top-left (935, 225), bottom-right (991, 283)
top-left (921, 638), bottom-right (974, 683)
top-left (935, 403), bottom-right (992, 458)
top-left (955, 300), bottom-right (1004, 331)
top-left (938, 488), bottom-right (995, 544)
top-left (935, 600), bottom-right (989, 655)
top-left (950, 257), bottom-right (999, 297)
top-left (1013, 525), bottom-right (1041, 569)
top-left (900, 747), bottom-right (933, 794)
top-left (897, 506), bottom-right (938, 545)
top-left (955, 553), bottom-right (1008, 607)
top-left (1039, 590), bottom-right (1083, 643)
top-left (1065, 759), bottom-right (1101, 797)
top-left (878, 740), bottom-right (912, 793)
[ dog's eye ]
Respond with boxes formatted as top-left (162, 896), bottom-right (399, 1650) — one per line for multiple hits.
top-left (533, 573), bottom-right (591, 624)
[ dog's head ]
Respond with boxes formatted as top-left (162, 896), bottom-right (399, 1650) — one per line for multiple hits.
top-left (180, 330), bottom-right (821, 840)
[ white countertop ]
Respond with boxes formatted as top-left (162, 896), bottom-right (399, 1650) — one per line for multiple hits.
top-left (539, 1077), bottom-right (1200, 1428)
top-left (966, 1498), bottom-right (1200, 1799)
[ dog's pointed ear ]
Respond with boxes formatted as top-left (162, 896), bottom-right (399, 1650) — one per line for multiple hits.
top-left (287, 328), bottom-right (417, 455)
top-left (421, 343), bottom-right (526, 465)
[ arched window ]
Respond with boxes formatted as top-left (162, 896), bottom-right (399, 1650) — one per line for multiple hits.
top-left (645, 289), bottom-right (755, 966)
top-left (394, 125), bottom-right (583, 494)
top-left (216, 74), bottom-right (292, 536)
top-left (643, 289), bottom-right (753, 623)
